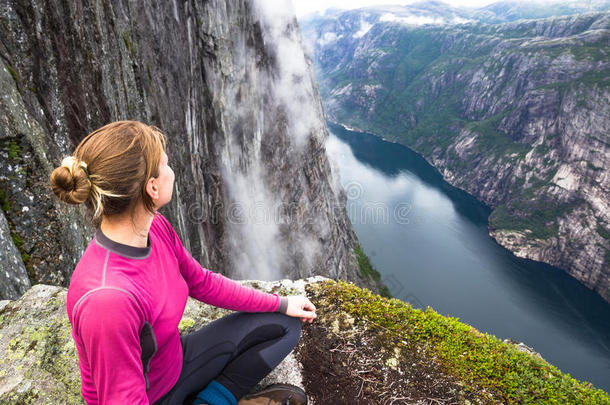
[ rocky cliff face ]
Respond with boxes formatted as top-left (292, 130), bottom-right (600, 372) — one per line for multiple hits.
top-left (302, 10), bottom-right (610, 302)
top-left (0, 0), bottom-right (382, 298)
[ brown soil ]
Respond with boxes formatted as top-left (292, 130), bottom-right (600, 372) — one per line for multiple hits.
top-left (295, 288), bottom-right (487, 405)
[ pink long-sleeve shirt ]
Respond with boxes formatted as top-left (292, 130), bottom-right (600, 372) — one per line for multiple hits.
top-left (66, 212), bottom-right (288, 404)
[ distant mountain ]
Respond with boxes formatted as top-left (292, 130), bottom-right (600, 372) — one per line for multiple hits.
top-left (301, 0), bottom-right (610, 28)
top-left (301, 8), bottom-right (610, 303)
top-left (475, 0), bottom-right (610, 22)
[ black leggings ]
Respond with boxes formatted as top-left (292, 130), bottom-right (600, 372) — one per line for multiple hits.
top-left (153, 311), bottom-right (302, 404)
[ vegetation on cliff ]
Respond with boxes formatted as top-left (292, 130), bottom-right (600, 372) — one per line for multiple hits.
top-left (354, 242), bottom-right (392, 298)
top-left (299, 279), bottom-right (610, 404)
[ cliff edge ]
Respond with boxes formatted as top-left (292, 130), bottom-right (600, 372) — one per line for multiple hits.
top-left (1, 278), bottom-right (608, 404)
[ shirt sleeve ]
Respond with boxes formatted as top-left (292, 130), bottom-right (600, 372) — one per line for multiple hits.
top-left (156, 213), bottom-right (285, 313)
top-left (73, 288), bottom-right (149, 405)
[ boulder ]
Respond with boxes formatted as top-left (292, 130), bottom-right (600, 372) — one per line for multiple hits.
top-left (0, 277), bottom-right (329, 404)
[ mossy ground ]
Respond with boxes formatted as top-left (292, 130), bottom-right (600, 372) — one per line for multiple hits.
top-left (297, 280), bottom-right (610, 404)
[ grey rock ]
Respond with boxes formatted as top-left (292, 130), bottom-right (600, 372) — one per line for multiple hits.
top-left (0, 56), bottom-right (89, 292)
top-left (503, 338), bottom-right (544, 359)
top-left (0, 0), bottom-right (383, 298)
top-left (0, 278), bottom-right (330, 404)
top-left (0, 210), bottom-right (30, 299)
top-left (0, 284), bottom-right (81, 404)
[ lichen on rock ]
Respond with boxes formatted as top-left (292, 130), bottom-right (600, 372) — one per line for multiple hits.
top-left (0, 278), bottom-right (325, 404)
top-left (0, 285), bottom-right (82, 404)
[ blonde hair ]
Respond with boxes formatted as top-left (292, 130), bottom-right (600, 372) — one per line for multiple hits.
top-left (49, 120), bottom-right (167, 228)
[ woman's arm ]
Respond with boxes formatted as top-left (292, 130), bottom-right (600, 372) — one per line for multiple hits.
top-left (156, 213), bottom-right (284, 312)
top-left (73, 288), bottom-right (149, 404)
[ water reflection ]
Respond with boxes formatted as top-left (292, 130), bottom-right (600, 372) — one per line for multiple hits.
top-left (325, 123), bottom-right (610, 392)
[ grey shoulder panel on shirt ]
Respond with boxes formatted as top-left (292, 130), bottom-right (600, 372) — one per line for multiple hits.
top-left (276, 296), bottom-right (289, 314)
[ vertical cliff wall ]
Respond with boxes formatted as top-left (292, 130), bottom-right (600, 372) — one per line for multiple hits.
top-left (0, 0), bottom-right (378, 298)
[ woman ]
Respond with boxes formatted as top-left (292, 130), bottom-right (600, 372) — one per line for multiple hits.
top-left (50, 120), bottom-right (316, 405)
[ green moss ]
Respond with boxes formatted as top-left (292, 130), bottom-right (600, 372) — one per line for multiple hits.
top-left (7, 223), bottom-right (33, 275)
top-left (122, 32), bottom-right (135, 58)
top-left (178, 317), bottom-right (196, 332)
top-left (7, 140), bottom-right (21, 159)
top-left (379, 285), bottom-right (392, 298)
top-left (31, 320), bottom-right (81, 402)
top-left (122, 32), bottom-right (131, 50)
top-left (20, 252), bottom-right (33, 278)
top-left (0, 188), bottom-right (10, 212)
top-left (6, 64), bottom-right (19, 84)
top-left (596, 226), bottom-right (610, 241)
top-left (0, 290), bottom-right (83, 402)
top-left (270, 285), bottom-right (301, 296)
top-left (313, 279), bottom-right (610, 404)
top-left (354, 243), bottom-right (379, 282)
top-left (0, 389), bottom-right (41, 404)
top-left (11, 232), bottom-right (23, 248)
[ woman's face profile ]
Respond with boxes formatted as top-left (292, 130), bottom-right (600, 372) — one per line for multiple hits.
top-left (152, 150), bottom-right (175, 209)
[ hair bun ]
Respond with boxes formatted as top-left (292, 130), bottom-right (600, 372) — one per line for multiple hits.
top-left (49, 155), bottom-right (92, 205)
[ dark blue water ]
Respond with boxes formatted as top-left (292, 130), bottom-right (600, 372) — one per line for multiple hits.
top-left (326, 122), bottom-right (610, 393)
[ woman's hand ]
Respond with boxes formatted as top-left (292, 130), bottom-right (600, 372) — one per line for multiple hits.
top-left (285, 295), bottom-right (317, 324)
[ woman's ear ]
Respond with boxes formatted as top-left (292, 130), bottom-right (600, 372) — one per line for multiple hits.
top-left (146, 177), bottom-right (159, 200)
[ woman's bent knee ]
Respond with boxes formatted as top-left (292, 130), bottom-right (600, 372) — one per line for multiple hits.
top-left (282, 313), bottom-right (302, 346)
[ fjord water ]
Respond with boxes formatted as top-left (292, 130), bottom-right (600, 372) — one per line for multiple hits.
top-left (326, 123), bottom-right (610, 392)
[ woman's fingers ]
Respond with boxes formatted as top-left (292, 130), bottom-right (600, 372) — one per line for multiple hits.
top-left (301, 309), bottom-right (316, 323)
top-left (301, 298), bottom-right (316, 313)
top-left (286, 296), bottom-right (316, 323)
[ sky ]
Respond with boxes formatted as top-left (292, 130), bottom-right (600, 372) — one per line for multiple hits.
top-left (292, 0), bottom-right (500, 17)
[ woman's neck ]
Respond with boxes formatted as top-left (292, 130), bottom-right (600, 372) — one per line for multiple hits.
top-left (100, 206), bottom-right (155, 248)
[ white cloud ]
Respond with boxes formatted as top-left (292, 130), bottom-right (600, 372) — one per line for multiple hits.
top-left (379, 12), bottom-right (446, 25)
top-left (378, 12), bottom-right (474, 26)
top-left (318, 31), bottom-right (342, 46)
top-left (353, 20), bottom-right (373, 38)
top-left (216, 0), bottom-right (328, 280)
top-left (293, 0), bottom-right (500, 17)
